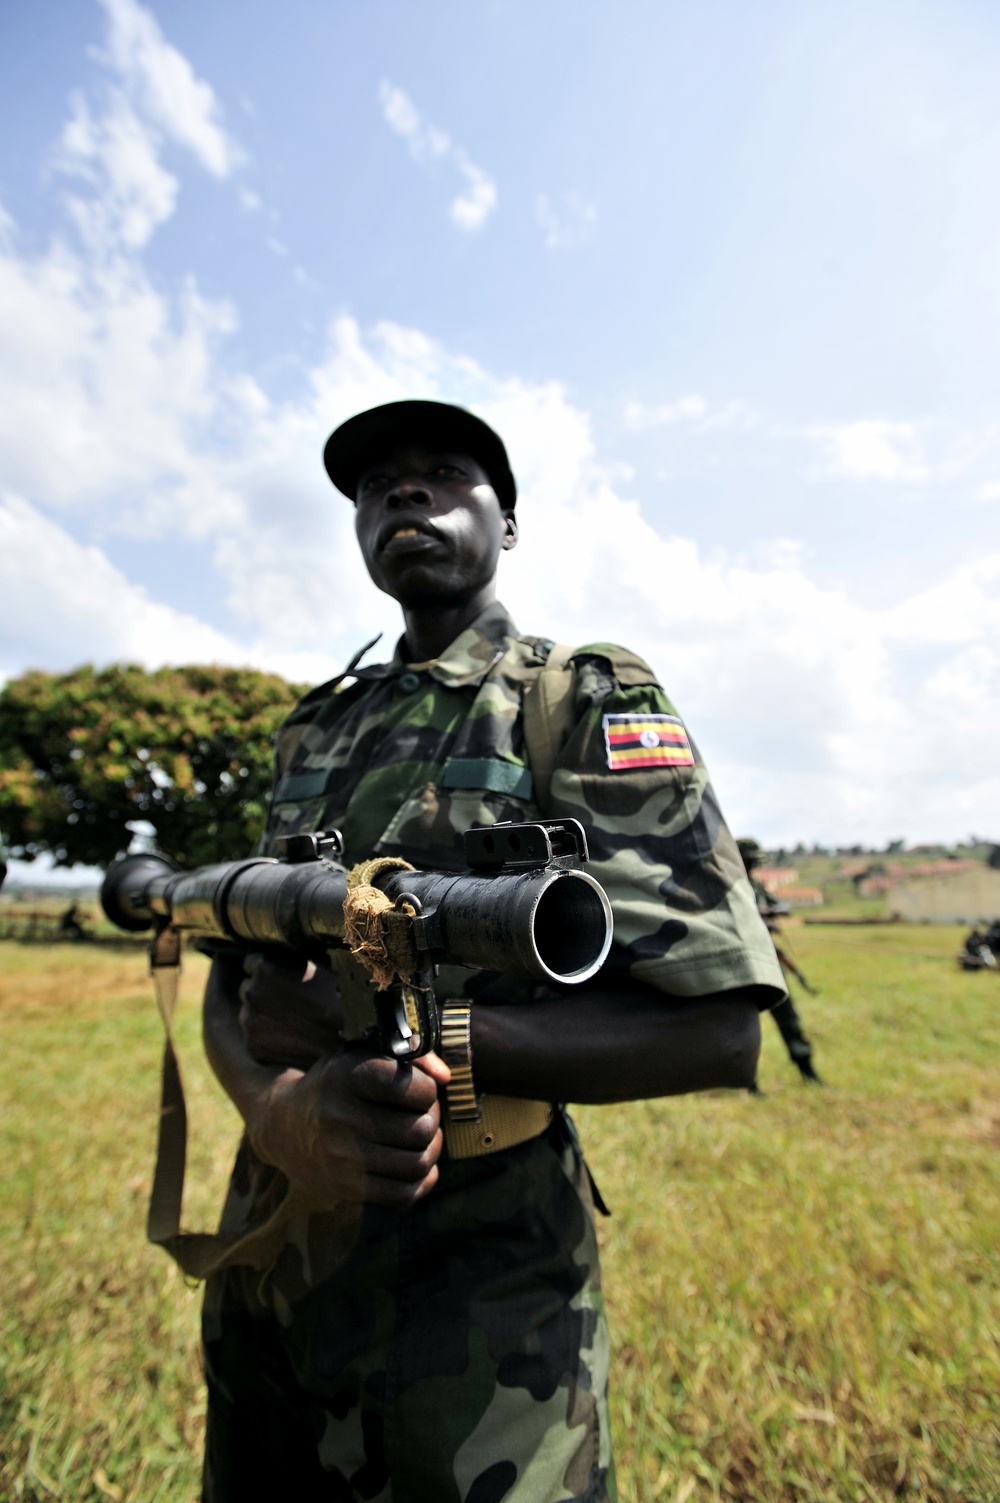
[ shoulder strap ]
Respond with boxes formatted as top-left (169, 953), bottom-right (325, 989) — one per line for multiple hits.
top-left (145, 925), bottom-right (314, 1279)
top-left (521, 642), bottom-right (576, 811)
top-left (519, 639), bottom-right (662, 809)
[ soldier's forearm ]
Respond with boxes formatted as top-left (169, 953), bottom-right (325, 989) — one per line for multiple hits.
top-left (469, 987), bottom-right (763, 1103)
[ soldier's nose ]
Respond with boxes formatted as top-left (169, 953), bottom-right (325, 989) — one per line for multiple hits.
top-left (386, 480), bottom-right (432, 509)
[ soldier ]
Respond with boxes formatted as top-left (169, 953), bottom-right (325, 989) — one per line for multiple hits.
top-left (201, 400), bottom-right (786, 1501)
top-left (959, 927), bottom-right (997, 970)
top-left (736, 837), bottom-right (822, 1087)
top-left (59, 902), bottom-right (87, 940)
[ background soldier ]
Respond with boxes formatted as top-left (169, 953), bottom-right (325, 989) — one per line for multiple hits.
top-left (59, 902), bottom-right (87, 940)
top-left (201, 401), bottom-right (786, 1501)
top-left (738, 836), bottom-right (822, 1087)
top-left (959, 923), bottom-right (1000, 969)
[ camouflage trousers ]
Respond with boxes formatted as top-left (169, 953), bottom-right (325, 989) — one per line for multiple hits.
top-left (201, 1115), bottom-right (616, 1503)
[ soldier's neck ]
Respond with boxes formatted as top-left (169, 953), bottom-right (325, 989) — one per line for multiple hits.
top-left (400, 581), bottom-right (497, 664)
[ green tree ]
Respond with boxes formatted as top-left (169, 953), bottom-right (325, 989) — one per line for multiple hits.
top-left (0, 664), bottom-right (305, 869)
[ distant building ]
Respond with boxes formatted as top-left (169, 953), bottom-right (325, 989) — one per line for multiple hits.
top-left (892, 868), bottom-right (1000, 923)
top-left (858, 859), bottom-right (979, 900)
top-left (780, 886), bottom-right (825, 908)
top-left (755, 867), bottom-right (822, 908)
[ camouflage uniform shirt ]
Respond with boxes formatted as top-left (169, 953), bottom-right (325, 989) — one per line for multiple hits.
top-left (202, 600), bottom-right (784, 1503)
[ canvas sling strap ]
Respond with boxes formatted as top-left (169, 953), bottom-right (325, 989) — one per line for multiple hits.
top-left (144, 921), bottom-right (323, 1278)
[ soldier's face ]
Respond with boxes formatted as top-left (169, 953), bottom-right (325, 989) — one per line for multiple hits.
top-left (354, 443), bottom-right (518, 606)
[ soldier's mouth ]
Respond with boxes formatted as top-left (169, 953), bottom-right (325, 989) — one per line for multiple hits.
top-left (379, 520), bottom-right (442, 553)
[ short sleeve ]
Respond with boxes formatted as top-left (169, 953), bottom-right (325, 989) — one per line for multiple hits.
top-left (547, 647), bottom-right (786, 1006)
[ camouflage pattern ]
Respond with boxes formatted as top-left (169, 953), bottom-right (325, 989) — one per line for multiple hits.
top-left (203, 1117), bottom-right (612, 1502)
top-left (203, 600), bottom-right (783, 1500)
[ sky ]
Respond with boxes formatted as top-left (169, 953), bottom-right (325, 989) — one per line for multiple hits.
top-left (1, 0), bottom-right (999, 859)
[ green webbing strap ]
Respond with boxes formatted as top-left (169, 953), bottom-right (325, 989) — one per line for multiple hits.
top-left (439, 757), bottom-right (534, 800)
top-left (521, 642), bottom-right (576, 811)
top-left (273, 769), bottom-right (330, 803)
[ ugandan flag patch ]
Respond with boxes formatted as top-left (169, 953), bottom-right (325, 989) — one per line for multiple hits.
top-left (602, 713), bottom-right (694, 771)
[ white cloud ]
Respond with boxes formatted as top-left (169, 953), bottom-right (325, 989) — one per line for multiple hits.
top-left (0, 494), bottom-right (240, 676)
top-left (56, 90), bottom-right (178, 250)
top-left (378, 80), bottom-right (497, 233)
top-left (47, 0), bottom-right (245, 262)
top-left (622, 395), bottom-right (759, 436)
top-left (378, 82), bottom-right (449, 161)
top-left (818, 419), bottom-right (928, 482)
top-left (0, 226), bottom-right (238, 517)
top-left (624, 394), bottom-right (708, 428)
top-left (536, 191), bottom-right (597, 251)
top-left (450, 157), bottom-right (497, 233)
top-left (96, 0), bottom-right (241, 178)
top-left (978, 479), bottom-right (1000, 501)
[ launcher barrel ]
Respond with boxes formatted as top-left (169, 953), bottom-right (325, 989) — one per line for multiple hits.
top-left (100, 844), bottom-right (613, 986)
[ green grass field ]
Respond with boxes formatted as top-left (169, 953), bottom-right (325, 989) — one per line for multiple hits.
top-left (0, 926), bottom-right (997, 1502)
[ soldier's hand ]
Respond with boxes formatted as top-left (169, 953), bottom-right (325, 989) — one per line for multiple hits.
top-left (245, 1047), bottom-right (451, 1208)
top-left (239, 951), bottom-right (343, 1070)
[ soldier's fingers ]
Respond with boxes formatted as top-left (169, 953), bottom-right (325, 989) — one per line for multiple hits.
top-left (349, 1057), bottom-right (440, 1112)
top-left (239, 964), bottom-right (277, 1009)
top-left (362, 1164), bottom-right (440, 1208)
top-left (244, 950), bottom-right (311, 984)
top-left (359, 1134), bottom-right (443, 1183)
top-left (240, 1006), bottom-right (323, 1069)
top-left (238, 973), bottom-right (278, 1016)
top-left (339, 1098), bottom-right (441, 1151)
top-left (414, 1050), bottom-right (451, 1085)
top-left (238, 998), bottom-right (260, 1045)
top-left (240, 959), bottom-right (308, 1014)
top-left (305, 1134), bottom-right (439, 1199)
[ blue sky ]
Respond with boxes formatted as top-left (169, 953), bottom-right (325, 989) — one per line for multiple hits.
top-left (1, 0), bottom-right (998, 851)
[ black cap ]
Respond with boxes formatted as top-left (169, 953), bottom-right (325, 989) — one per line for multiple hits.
top-left (323, 400), bottom-right (517, 510)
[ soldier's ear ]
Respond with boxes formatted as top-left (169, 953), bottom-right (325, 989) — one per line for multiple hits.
top-left (501, 512), bottom-right (518, 551)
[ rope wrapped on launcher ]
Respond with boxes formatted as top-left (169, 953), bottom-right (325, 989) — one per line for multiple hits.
top-left (342, 856), bottom-right (420, 989)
